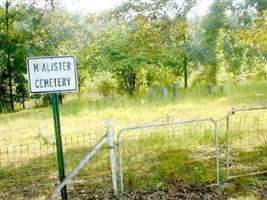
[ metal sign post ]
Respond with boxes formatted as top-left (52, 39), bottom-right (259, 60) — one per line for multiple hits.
top-left (27, 56), bottom-right (78, 200)
top-left (51, 93), bottom-right (68, 200)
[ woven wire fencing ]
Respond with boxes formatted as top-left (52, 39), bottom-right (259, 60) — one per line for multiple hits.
top-left (225, 107), bottom-right (267, 180)
top-left (2, 107), bottom-right (267, 199)
top-left (0, 126), bottom-right (112, 200)
top-left (117, 119), bottom-right (219, 193)
top-left (58, 134), bottom-right (112, 200)
top-left (0, 114), bottom-right (173, 199)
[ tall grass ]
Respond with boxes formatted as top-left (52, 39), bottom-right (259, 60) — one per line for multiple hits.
top-left (0, 81), bottom-right (267, 199)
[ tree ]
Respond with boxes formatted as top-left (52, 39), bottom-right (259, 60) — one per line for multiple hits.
top-left (0, 1), bottom-right (30, 111)
top-left (0, 0), bottom-right (84, 110)
top-left (239, 10), bottom-right (267, 57)
top-left (112, 0), bottom-right (196, 20)
top-left (187, 0), bottom-right (226, 84)
top-left (245, 0), bottom-right (267, 12)
top-left (85, 19), bottom-right (151, 95)
top-left (111, 0), bottom-right (196, 88)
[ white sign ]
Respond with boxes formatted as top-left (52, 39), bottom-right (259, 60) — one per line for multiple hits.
top-left (27, 56), bottom-right (78, 94)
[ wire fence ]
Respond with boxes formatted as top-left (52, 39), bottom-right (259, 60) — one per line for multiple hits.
top-left (1, 107), bottom-right (267, 199)
top-left (0, 132), bottom-right (112, 200)
top-left (53, 138), bottom-right (112, 200)
top-left (117, 118), bottom-right (220, 193)
top-left (225, 107), bottom-right (267, 180)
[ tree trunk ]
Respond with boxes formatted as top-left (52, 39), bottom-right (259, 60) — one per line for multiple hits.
top-left (183, 52), bottom-right (188, 89)
top-left (49, 0), bottom-right (55, 11)
top-left (183, 34), bottom-right (188, 89)
top-left (122, 69), bottom-right (136, 95)
top-left (6, 1), bottom-right (14, 111)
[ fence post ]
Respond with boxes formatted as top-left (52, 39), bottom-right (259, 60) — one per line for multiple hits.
top-left (214, 121), bottom-right (220, 185)
top-left (213, 119), bottom-right (220, 185)
top-left (225, 108), bottom-right (234, 180)
top-left (107, 119), bottom-right (118, 196)
top-left (118, 131), bottom-right (124, 194)
top-left (225, 115), bottom-right (230, 180)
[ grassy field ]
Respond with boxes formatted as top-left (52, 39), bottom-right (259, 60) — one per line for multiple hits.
top-left (1, 81), bottom-right (267, 145)
top-left (1, 81), bottom-right (267, 199)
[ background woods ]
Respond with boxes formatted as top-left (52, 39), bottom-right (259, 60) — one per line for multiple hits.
top-left (0, 0), bottom-right (266, 111)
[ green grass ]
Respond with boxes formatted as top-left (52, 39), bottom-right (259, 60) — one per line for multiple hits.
top-left (1, 80), bottom-right (267, 199)
top-left (120, 123), bottom-right (216, 190)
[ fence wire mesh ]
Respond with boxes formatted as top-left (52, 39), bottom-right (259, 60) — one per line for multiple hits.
top-left (225, 107), bottom-right (267, 179)
top-left (60, 142), bottom-right (112, 200)
top-left (117, 119), bottom-right (219, 193)
top-left (0, 130), bottom-right (111, 199)
top-left (2, 107), bottom-right (267, 199)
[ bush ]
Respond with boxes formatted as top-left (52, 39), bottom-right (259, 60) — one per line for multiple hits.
top-left (86, 71), bottom-right (118, 97)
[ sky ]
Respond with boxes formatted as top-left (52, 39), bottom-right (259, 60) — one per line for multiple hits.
top-left (63, 0), bottom-right (127, 14)
top-left (0, 0), bottom-right (215, 17)
top-left (64, 0), bottom-right (215, 17)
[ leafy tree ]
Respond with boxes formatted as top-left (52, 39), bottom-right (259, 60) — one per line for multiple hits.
top-left (112, 0), bottom-right (196, 88)
top-left (0, 1), bottom-right (32, 111)
top-left (245, 0), bottom-right (267, 12)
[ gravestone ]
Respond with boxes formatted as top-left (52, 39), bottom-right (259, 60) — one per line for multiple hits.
top-left (173, 81), bottom-right (179, 98)
top-left (162, 87), bottom-right (168, 98)
top-left (207, 84), bottom-right (214, 94)
top-left (220, 85), bottom-right (224, 94)
top-left (149, 86), bottom-right (157, 98)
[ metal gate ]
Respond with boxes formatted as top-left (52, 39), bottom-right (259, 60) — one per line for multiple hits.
top-left (117, 118), bottom-right (220, 193)
top-left (225, 106), bottom-right (267, 180)
top-left (47, 120), bottom-right (118, 199)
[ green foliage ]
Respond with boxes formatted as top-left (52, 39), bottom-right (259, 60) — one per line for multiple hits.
top-left (245, 0), bottom-right (267, 11)
top-left (87, 71), bottom-right (118, 97)
top-left (112, 0), bottom-right (197, 20)
top-left (0, 0), bottom-right (266, 111)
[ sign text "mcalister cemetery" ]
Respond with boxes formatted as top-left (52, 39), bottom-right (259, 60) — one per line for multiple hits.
top-left (27, 56), bottom-right (77, 94)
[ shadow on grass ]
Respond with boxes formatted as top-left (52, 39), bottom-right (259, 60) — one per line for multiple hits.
top-left (123, 148), bottom-right (216, 191)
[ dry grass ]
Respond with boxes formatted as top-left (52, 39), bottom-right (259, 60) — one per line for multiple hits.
top-left (1, 81), bottom-right (267, 199)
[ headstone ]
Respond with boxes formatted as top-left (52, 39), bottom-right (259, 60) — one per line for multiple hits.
top-left (150, 86), bottom-right (157, 98)
top-left (207, 84), bottom-right (213, 94)
top-left (173, 81), bottom-right (179, 98)
top-left (220, 85), bottom-right (224, 94)
top-left (162, 87), bottom-right (168, 98)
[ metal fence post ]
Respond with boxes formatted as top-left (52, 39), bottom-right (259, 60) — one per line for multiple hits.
top-left (118, 131), bottom-right (124, 194)
top-left (107, 119), bottom-right (118, 196)
top-left (51, 93), bottom-right (68, 200)
top-left (225, 114), bottom-right (230, 180)
top-left (225, 108), bottom-right (234, 180)
top-left (214, 120), bottom-right (220, 185)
